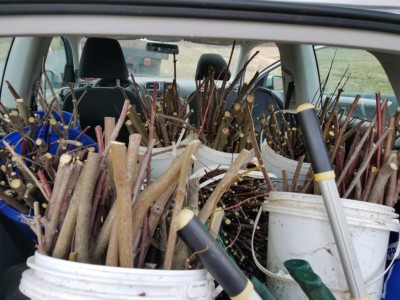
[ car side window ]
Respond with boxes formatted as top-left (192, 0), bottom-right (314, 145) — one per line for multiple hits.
top-left (0, 38), bottom-right (13, 86)
top-left (315, 46), bottom-right (397, 120)
top-left (44, 37), bottom-right (67, 90)
top-left (247, 43), bottom-right (282, 90)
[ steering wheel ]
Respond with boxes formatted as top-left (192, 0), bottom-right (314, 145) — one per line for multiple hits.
top-left (93, 78), bottom-right (133, 88)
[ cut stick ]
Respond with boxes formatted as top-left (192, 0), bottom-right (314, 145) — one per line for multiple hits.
top-left (111, 141), bottom-right (133, 268)
top-left (247, 105), bottom-right (274, 191)
top-left (355, 175), bottom-right (362, 200)
top-left (290, 155), bottom-right (304, 192)
top-left (101, 99), bottom-right (130, 161)
top-left (4, 142), bottom-right (50, 202)
top-left (131, 140), bottom-right (201, 254)
top-left (34, 202), bottom-right (45, 254)
top-left (10, 178), bottom-right (34, 208)
top-left (385, 154), bottom-right (398, 207)
top-left (198, 149), bottom-right (254, 224)
top-left (95, 125), bottom-right (104, 153)
top-left (16, 98), bottom-right (29, 126)
top-left (0, 189), bottom-right (28, 213)
top-left (282, 169), bottom-right (288, 192)
top-left (342, 127), bottom-right (391, 198)
top-left (171, 178), bottom-right (199, 270)
top-left (104, 117), bottom-right (115, 148)
top-left (216, 127), bottom-right (229, 151)
top-left (126, 134), bottom-right (142, 190)
top-left (330, 94), bottom-right (360, 163)
top-left (157, 113), bottom-right (171, 146)
top-left (163, 141), bottom-right (198, 270)
top-left (148, 184), bottom-right (177, 240)
top-left (74, 152), bottom-right (102, 263)
top-left (46, 154), bottom-right (73, 220)
top-left (59, 162), bottom-right (83, 230)
top-left (139, 183), bottom-right (177, 265)
top-left (92, 203), bottom-right (116, 263)
top-left (383, 117), bottom-right (395, 164)
top-left (361, 167), bottom-right (378, 201)
top-left (368, 162), bottom-right (398, 204)
top-left (106, 215), bottom-right (119, 266)
top-left (53, 152), bottom-right (101, 260)
top-left (43, 154), bottom-right (73, 254)
top-left (91, 139), bottom-right (154, 264)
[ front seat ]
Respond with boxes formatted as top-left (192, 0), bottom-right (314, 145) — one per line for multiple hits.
top-left (63, 37), bottom-right (141, 144)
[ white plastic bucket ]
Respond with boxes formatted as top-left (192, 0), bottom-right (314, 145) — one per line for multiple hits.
top-left (261, 192), bottom-right (399, 300)
top-left (140, 133), bottom-right (194, 179)
top-left (193, 145), bottom-right (240, 172)
top-left (260, 141), bottom-right (311, 189)
top-left (20, 251), bottom-right (214, 300)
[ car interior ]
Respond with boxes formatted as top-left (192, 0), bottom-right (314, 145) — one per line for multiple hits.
top-left (0, 2), bottom-right (400, 298)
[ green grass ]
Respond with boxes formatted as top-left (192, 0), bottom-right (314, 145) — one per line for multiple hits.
top-left (317, 47), bottom-right (394, 95)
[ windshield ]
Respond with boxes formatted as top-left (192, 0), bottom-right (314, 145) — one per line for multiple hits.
top-left (114, 39), bottom-right (239, 79)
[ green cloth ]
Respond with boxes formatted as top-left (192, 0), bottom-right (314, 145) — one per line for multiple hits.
top-left (284, 259), bottom-right (336, 300)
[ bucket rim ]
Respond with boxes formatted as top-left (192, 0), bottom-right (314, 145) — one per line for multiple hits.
top-left (261, 141), bottom-right (311, 170)
top-left (197, 144), bottom-right (240, 158)
top-left (29, 251), bottom-right (208, 277)
top-left (264, 203), bottom-right (400, 231)
top-left (268, 191), bottom-right (398, 216)
top-left (190, 165), bottom-right (267, 181)
top-left (20, 268), bottom-right (205, 300)
top-left (138, 131), bottom-right (194, 154)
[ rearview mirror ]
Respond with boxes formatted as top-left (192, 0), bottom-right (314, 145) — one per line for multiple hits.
top-left (146, 42), bottom-right (179, 54)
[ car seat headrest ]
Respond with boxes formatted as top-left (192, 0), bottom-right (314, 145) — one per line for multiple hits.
top-left (195, 53), bottom-right (231, 81)
top-left (78, 37), bottom-right (129, 80)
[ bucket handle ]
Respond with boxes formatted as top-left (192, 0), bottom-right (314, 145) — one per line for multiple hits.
top-left (251, 201), bottom-right (400, 294)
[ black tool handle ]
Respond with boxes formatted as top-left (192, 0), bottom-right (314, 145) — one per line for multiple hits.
top-left (178, 209), bottom-right (258, 300)
top-left (296, 103), bottom-right (333, 177)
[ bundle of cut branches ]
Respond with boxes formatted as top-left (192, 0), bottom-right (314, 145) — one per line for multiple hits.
top-left (188, 45), bottom-right (261, 153)
top-left (263, 91), bottom-right (400, 206)
top-left (259, 108), bottom-right (307, 161)
top-left (195, 165), bottom-right (269, 279)
top-left (10, 97), bottom-right (203, 271)
top-left (0, 114), bottom-right (96, 211)
top-left (331, 93), bottom-right (400, 206)
top-left (126, 56), bottom-right (193, 148)
top-left (0, 79), bottom-right (73, 136)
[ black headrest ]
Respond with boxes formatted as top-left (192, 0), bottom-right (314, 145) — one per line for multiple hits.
top-left (195, 53), bottom-right (231, 81)
top-left (79, 37), bottom-right (129, 80)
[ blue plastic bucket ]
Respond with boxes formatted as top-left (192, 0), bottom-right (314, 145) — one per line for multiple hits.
top-left (0, 127), bottom-right (97, 254)
top-left (382, 259), bottom-right (400, 300)
top-left (0, 126), bottom-right (97, 154)
top-left (0, 200), bottom-right (36, 254)
top-left (34, 110), bottom-right (81, 131)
